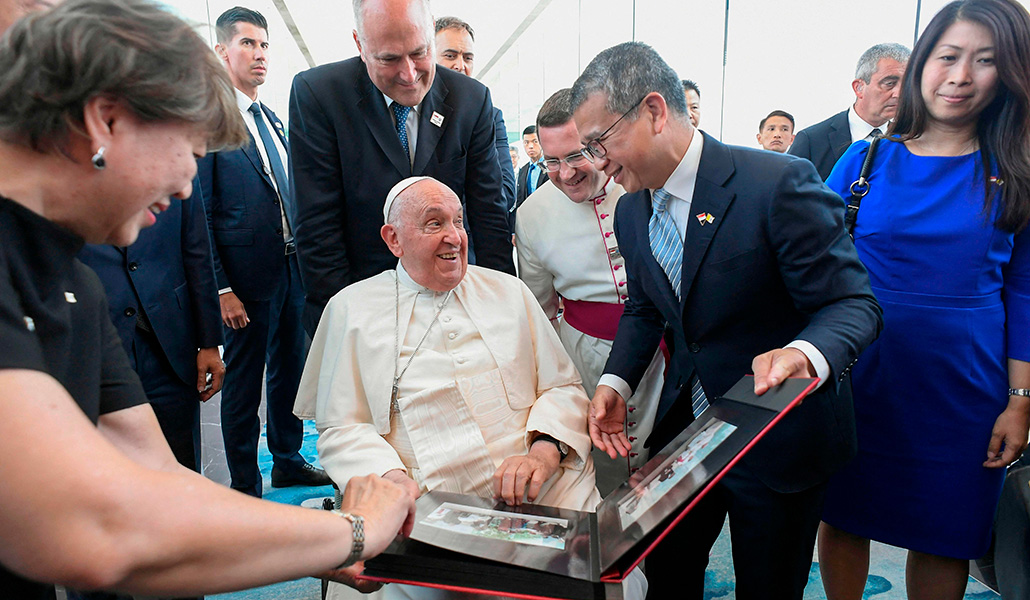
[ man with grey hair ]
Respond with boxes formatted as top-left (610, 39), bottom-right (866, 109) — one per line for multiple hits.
top-left (790, 42), bottom-right (910, 179)
top-left (514, 88), bottom-right (664, 496)
top-left (571, 41), bottom-right (881, 599)
top-left (289, 0), bottom-right (514, 336)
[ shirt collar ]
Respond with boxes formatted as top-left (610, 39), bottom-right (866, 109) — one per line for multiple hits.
top-left (396, 260), bottom-right (438, 294)
top-left (235, 88), bottom-right (259, 115)
top-left (656, 128), bottom-right (705, 200)
top-left (848, 105), bottom-right (887, 142)
top-left (383, 93), bottom-right (422, 118)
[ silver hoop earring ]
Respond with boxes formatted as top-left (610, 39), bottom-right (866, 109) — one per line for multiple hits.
top-left (91, 146), bottom-right (106, 170)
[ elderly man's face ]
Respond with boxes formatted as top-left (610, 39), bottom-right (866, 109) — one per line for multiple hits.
top-left (384, 180), bottom-right (468, 292)
top-left (354, 0), bottom-right (435, 108)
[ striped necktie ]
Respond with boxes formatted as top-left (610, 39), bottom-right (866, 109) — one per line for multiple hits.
top-left (648, 188), bottom-right (683, 300)
top-left (648, 188), bottom-right (709, 417)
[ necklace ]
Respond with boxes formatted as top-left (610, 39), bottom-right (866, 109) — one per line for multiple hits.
top-left (392, 272), bottom-right (452, 414)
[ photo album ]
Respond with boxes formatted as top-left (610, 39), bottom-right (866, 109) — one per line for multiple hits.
top-left (360, 375), bottom-right (819, 600)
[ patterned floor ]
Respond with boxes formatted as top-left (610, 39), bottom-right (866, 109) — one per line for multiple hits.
top-left (209, 421), bottom-right (999, 600)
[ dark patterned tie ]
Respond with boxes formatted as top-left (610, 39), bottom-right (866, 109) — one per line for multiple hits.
top-left (392, 103), bottom-right (412, 162)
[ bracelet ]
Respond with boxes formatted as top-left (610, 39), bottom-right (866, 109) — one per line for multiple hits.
top-left (1009, 388), bottom-right (1030, 398)
top-left (333, 511), bottom-right (365, 569)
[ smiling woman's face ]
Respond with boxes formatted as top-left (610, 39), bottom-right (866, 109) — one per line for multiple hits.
top-left (920, 20), bottom-right (999, 131)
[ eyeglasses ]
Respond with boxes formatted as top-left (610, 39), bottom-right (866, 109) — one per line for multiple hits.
top-left (582, 95), bottom-right (647, 162)
top-left (543, 152), bottom-right (590, 172)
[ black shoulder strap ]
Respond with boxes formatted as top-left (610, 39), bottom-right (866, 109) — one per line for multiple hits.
top-left (844, 137), bottom-right (881, 237)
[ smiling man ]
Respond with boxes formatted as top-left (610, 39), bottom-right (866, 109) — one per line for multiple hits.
top-left (289, 0), bottom-right (514, 337)
top-left (790, 43), bottom-right (910, 179)
top-left (295, 176), bottom-right (628, 599)
top-left (571, 41), bottom-right (881, 600)
top-left (514, 88), bottom-right (664, 495)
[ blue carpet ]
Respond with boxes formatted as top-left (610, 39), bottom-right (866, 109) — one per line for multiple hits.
top-left (213, 422), bottom-right (999, 600)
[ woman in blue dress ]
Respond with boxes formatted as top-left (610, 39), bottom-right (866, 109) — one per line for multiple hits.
top-left (819, 1), bottom-right (1030, 599)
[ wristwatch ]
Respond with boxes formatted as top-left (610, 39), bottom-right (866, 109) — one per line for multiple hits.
top-left (1009, 388), bottom-right (1030, 398)
top-left (534, 433), bottom-right (569, 462)
top-left (333, 511), bottom-right (365, 569)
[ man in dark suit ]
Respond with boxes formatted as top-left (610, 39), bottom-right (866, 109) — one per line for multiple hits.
top-left (512, 125), bottom-right (549, 233)
top-left (289, 0), bottom-right (514, 334)
top-left (515, 125), bottom-right (548, 205)
top-left (199, 7), bottom-right (329, 498)
top-left (433, 15), bottom-right (517, 238)
top-left (789, 43), bottom-right (910, 179)
top-left (79, 183), bottom-right (223, 474)
top-left (571, 42), bottom-right (882, 600)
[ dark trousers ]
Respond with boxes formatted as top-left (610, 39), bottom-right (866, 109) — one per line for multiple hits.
top-left (644, 462), bottom-right (826, 600)
top-left (131, 329), bottom-right (201, 472)
top-left (220, 253), bottom-right (307, 497)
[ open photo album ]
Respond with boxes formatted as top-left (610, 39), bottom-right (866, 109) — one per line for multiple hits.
top-left (360, 375), bottom-right (819, 600)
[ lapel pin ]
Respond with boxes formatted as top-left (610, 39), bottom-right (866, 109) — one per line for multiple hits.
top-left (430, 111), bottom-right (445, 127)
top-left (696, 212), bottom-right (715, 225)
top-left (24, 316), bottom-right (35, 332)
top-left (64, 291), bottom-right (77, 303)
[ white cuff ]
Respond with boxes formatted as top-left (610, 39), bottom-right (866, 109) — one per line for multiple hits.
top-left (218, 287), bottom-right (233, 295)
top-left (598, 374), bottom-right (633, 402)
top-left (785, 339), bottom-right (829, 390)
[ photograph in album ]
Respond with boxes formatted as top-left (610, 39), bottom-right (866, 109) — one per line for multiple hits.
top-left (360, 375), bottom-right (819, 600)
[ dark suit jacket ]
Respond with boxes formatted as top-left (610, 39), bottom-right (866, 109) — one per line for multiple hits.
top-left (495, 107), bottom-right (516, 224)
top-left (78, 184), bottom-right (223, 387)
top-left (788, 109), bottom-right (852, 180)
top-left (512, 161), bottom-right (549, 232)
top-left (197, 102), bottom-right (292, 303)
top-left (606, 132), bottom-right (882, 493)
top-left (516, 161), bottom-right (548, 206)
top-left (289, 58), bottom-right (514, 330)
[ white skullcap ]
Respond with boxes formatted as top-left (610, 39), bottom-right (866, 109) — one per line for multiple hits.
top-left (383, 176), bottom-right (433, 224)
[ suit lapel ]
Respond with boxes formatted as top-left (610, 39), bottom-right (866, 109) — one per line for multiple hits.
top-left (413, 77), bottom-right (452, 174)
top-left (357, 72), bottom-right (412, 177)
top-left (829, 112), bottom-right (852, 158)
top-left (261, 104), bottom-right (289, 153)
top-left (679, 134), bottom-right (735, 306)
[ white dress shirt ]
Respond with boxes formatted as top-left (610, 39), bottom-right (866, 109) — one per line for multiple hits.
top-left (848, 105), bottom-right (888, 143)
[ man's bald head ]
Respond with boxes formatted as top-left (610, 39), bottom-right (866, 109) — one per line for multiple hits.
top-left (381, 178), bottom-right (468, 292)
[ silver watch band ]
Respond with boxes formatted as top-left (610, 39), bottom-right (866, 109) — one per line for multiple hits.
top-left (1009, 388), bottom-right (1030, 397)
top-left (334, 512), bottom-right (365, 569)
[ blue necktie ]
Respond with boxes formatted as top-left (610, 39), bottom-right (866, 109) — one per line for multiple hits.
top-left (392, 103), bottom-right (412, 161)
top-left (527, 162), bottom-right (539, 195)
top-left (648, 188), bottom-right (683, 301)
top-left (248, 102), bottom-right (290, 209)
top-left (648, 188), bottom-right (709, 416)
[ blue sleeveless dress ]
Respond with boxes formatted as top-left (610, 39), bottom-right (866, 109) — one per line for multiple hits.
top-left (822, 139), bottom-right (1030, 559)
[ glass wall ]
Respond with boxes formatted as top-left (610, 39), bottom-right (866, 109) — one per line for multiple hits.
top-left (165, 0), bottom-right (1024, 150)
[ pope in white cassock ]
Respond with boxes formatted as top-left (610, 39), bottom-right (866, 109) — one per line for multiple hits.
top-left (295, 177), bottom-right (645, 600)
top-left (515, 89), bottom-right (664, 495)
